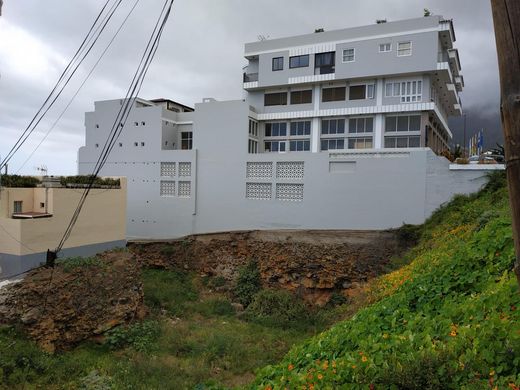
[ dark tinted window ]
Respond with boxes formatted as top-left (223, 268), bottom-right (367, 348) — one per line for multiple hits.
top-left (290, 90), bottom-right (313, 104)
top-left (409, 115), bottom-right (421, 131)
top-left (264, 92), bottom-right (287, 106)
top-left (322, 87), bottom-right (346, 102)
top-left (272, 57), bottom-right (284, 71)
top-left (289, 55), bottom-right (310, 68)
top-left (349, 85), bottom-right (366, 100)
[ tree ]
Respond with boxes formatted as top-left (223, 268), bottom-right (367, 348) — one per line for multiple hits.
top-left (490, 0), bottom-right (520, 288)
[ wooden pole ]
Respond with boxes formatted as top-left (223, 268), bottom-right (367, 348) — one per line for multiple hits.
top-left (490, 0), bottom-right (520, 288)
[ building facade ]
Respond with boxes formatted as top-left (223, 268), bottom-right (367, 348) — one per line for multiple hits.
top-left (0, 178), bottom-right (127, 278)
top-left (78, 16), bottom-right (490, 241)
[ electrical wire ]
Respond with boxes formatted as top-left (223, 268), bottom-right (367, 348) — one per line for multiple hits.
top-left (55, 0), bottom-right (175, 254)
top-left (15, 0), bottom-right (142, 174)
top-left (0, 0), bottom-right (124, 171)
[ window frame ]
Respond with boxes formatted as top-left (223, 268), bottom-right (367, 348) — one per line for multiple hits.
top-left (264, 92), bottom-right (288, 106)
top-left (181, 131), bottom-right (193, 150)
top-left (342, 48), bottom-right (355, 63)
top-left (289, 54), bottom-right (310, 69)
top-left (397, 41), bottom-right (412, 57)
top-left (290, 89), bottom-right (312, 105)
top-left (379, 43), bottom-right (392, 53)
top-left (272, 56), bottom-right (284, 71)
top-left (322, 86), bottom-right (346, 102)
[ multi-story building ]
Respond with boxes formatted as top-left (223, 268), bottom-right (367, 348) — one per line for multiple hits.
top-left (0, 177), bottom-right (127, 279)
top-left (78, 16), bottom-right (493, 241)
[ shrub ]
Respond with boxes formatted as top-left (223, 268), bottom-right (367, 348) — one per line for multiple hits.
top-left (234, 261), bottom-right (261, 307)
top-left (395, 223), bottom-right (422, 246)
top-left (1, 175), bottom-right (41, 188)
top-left (56, 256), bottom-right (102, 272)
top-left (60, 175), bottom-right (120, 187)
top-left (243, 290), bottom-right (309, 329)
top-left (105, 320), bottom-right (160, 352)
top-left (195, 299), bottom-right (235, 317)
top-left (327, 291), bottom-right (348, 307)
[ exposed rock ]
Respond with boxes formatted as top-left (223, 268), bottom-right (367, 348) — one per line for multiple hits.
top-left (131, 230), bottom-right (405, 306)
top-left (0, 252), bottom-right (144, 352)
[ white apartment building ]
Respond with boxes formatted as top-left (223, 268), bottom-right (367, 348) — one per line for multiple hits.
top-left (78, 16), bottom-right (491, 240)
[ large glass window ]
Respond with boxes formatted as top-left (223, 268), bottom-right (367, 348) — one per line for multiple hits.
top-left (290, 90), bottom-right (312, 104)
top-left (321, 138), bottom-right (345, 151)
top-left (181, 132), bottom-right (193, 150)
top-left (289, 55), bottom-right (309, 68)
top-left (349, 85), bottom-right (366, 100)
top-left (265, 140), bottom-right (286, 152)
top-left (322, 119), bottom-right (345, 135)
top-left (265, 122), bottom-right (287, 137)
top-left (322, 87), bottom-right (346, 102)
top-left (315, 51), bottom-right (335, 74)
top-left (348, 137), bottom-right (373, 149)
top-left (385, 136), bottom-right (420, 148)
top-left (272, 57), bottom-right (284, 71)
top-left (289, 140), bottom-right (310, 152)
top-left (385, 115), bottom-right (421, 132)
top-left (290, 121), bottom-right (311, 136)
top-left (349, 117), bottom-right (374, 133)
top-left (264, 92), bottom-right (288, 106)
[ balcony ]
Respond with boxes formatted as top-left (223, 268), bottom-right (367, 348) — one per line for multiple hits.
top-left (243, 72), bottom-right (258, 83)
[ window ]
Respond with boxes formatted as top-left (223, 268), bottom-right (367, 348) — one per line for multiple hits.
top-left (290, 121), bottom-right (311, 136)
top-left (289, 140), bottom-right (310, 152)
top-left (385, 115), bottom-right (421, 132)
top-left (272, 56), bottom-right (284, 71)
top-left (367, 84), bottom-right (375, 99)
top-left (349, 85), bottom-right (366, 100)
top-left (322, 87), bottom-right (346, 102)
top-left (265, 141), bottom-right (286, 152)
top-left (349, 117), bottom-right (374, 133)
top-left (379, 43), bottom-right (391, 52)
top-left (342, 48), bottom-right (355, 62)
top-left (315, 51), bottom-right (335, 74)
top-left (40, 202), bottom-right (45, 208)
top-left (321, 138), bottom-right (345, 151)
top-left (13, 201), bottom-right (22, 213)
top-left (397, 41), bottom-right (412, 56)
top-left (248, 139), bottom-right (258, 154)
top-left (249, 119), bottom-right (258, 137)
top-left (265, 122), bottom-right (287, 137)
top-left (348, 137), bottom-right (373, 149)
top-left (264, 92), bottom-right (288, 106)
top-left (321, 119), bottom-right (345, 135)
top-left (181, 132), bottom-right (193, 150)
top-left (289, 55), bottom-right (309, 68)
top-left (290, 90), bottom-right (312, 104)
top-left (385, 136), bottom-right (421, 148)
top-left (384, 80), bottom-right (422, 102)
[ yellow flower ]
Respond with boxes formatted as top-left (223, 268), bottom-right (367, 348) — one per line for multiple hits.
top-left (352, 365), bottom-right (357, 369)
top-left (450, 331), bottom-right (457, 337)
top-left (317, 374), bottom-right (323, 380)
top-left (490, 370), bottom-right (496, 376)
top-left (383, 333), bottom-right (389, 339)
top-left (288, 364), bottom-right (294, 371)
top-left (362, 356), bottom-right (368, 362)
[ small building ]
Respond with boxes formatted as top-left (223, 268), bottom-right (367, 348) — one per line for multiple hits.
top-left (0, 176), bottom-right (127, 279)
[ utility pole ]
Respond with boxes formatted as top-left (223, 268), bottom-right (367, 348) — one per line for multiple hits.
top-left (490, 0), bottom-right (520, 288)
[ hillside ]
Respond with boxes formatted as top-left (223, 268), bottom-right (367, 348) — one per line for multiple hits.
top-left (252, 172), bottom-right (520, 389)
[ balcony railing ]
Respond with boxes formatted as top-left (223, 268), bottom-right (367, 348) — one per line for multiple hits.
top-left (243, 73), bottom-right (259, 83)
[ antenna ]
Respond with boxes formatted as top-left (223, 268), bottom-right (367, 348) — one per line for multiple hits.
top-left (36, 165), bottom-right (48, 176)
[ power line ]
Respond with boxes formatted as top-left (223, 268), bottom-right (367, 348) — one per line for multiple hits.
top-left (54, 0), bottom-right (175, 255)
top-left (15, 0), bottom-right (142, 174)
top-left (0, 0), bottom-right (124, 171)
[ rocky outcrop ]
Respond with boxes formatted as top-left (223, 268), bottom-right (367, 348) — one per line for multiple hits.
top-left (0, 251), bottom-right (144, 352)
top-left (131, 230), bottom-right (405, 306)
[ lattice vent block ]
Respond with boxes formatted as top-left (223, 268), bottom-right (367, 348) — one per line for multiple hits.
top-left (179, 162), bottom-right (192, 177)
top-left (160, 162), bottom-right (176, 177)
top-left (178, 181), bottom-right (191, 198)
top-left (276, 161), bottom-right (304, 180)
top-left (246, 182), bottom-right (272, 200)
top-left (160, 180), bottom-right (175, 197)
top-left (276, 183), bottom-right (304, 202)
top-left (246, 162), bottom-right (273, 179)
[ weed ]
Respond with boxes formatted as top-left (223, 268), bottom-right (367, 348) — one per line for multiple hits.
top-left (234, 260), bottom-right (261, 307)
top-left (56, 256), bottom-right (102, 273)
top-left (105, 320), bottom-right (160, 352)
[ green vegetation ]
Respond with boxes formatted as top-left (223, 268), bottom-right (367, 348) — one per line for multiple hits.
top-left (234, 261), bottom-right (262, 307)
top-left (252, 172), bottom-right (520, 389)
top-left (0, 175), bottom-right (41, 188)
top-left (60, 175), bottom-right (120, 187)
top-left (56, 256), bottom-right (103, 273)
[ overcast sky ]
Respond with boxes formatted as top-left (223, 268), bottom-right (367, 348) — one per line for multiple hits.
top-left (0, 0), bottom-right (501, 175)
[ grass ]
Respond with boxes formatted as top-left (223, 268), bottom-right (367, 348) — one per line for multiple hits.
top-left (0, 267), bottom-right (338, 389)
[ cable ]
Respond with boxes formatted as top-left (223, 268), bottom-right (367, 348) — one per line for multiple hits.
top-left (55, 0), bottom-right (175, 254)
top-left (0, 0), bottom-right (124, 171)
top-left (15, 0), bottom-right (142, 174)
